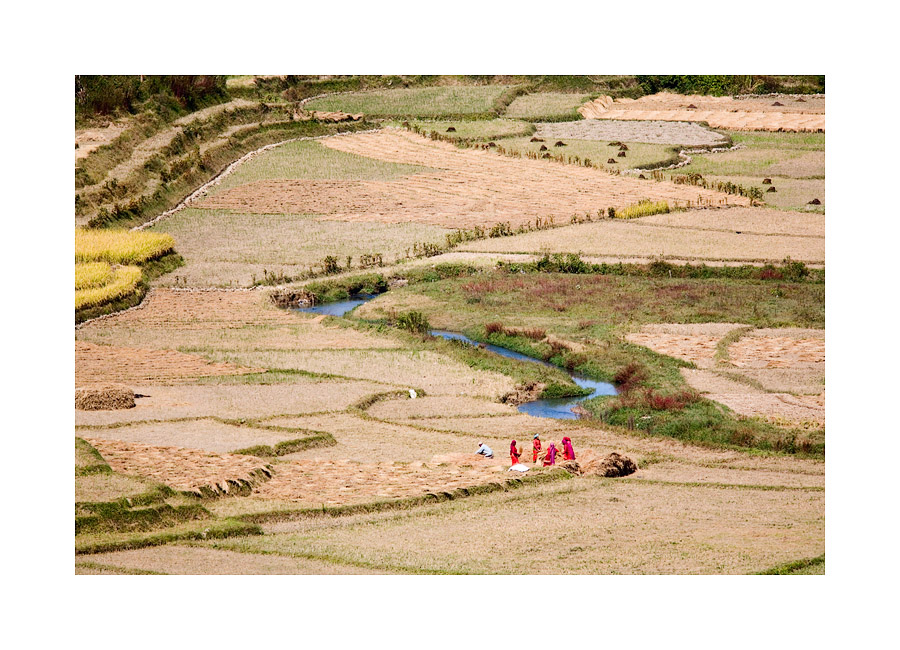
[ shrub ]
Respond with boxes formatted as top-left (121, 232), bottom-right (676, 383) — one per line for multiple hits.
top-left (396, 311), bottom-right (430, 334)
top-left (613, 362), bottom-right (648, 392)
top-left (485, 322), bottom-right (504, 335)
top-left (322, 255), bottom-right (341, 275)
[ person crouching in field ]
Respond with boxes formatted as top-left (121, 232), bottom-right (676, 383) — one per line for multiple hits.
top-left (532, 434), bottom-right (542, 463)
top-left (543, 442), bottom-right (557, 466)
top-left (476, 442), bottom-right (494, 459)
top-left (510, 440), bottom-right (521, 466)
top-left (562, 436), bottom-right (576, 461)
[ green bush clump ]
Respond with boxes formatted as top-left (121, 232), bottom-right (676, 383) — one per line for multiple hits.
top-left (396, 311), bottom-right (430, 334)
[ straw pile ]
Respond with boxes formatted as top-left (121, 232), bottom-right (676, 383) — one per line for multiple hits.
top-left (557, 449), bottom-right (637, 477)
top-left (75, 384), bottom-right (135, 411)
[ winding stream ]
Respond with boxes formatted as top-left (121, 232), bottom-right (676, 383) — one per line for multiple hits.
top-left (296, 296), bottom-right (617, 420)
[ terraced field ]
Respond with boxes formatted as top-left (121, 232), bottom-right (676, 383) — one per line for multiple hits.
top-left (74, 77), bottom-right (826, 577)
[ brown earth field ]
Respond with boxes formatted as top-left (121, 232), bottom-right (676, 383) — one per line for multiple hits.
top-left (579, 93), bottom-right (825, 132)
top-left (194, 129), bottom-right (747, 227)
top-left (627, 323), bottom-right (824, 426)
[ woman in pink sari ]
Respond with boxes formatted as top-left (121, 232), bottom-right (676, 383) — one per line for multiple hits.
top-left (561, 436), bottom-right (576, 461)
top-left (543, 442), bottom-right (557, 466)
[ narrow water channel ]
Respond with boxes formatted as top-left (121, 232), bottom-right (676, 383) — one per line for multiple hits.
top-left (297, 296), bottom-right (617, 420)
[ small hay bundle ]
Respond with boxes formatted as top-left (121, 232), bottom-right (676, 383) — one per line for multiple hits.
top-left (617, 151), bottom-right (627, 157)
top-left (808, 198), bottom-right (821, 205)
top-left (540, 145), bottom-right (548, 151)
top-left (530, 137), bottom-right (544, 143)
top-left (446, 126), bottom-right (456, 132)
top-left (576, 449), bottom-right (638, 477)
top-left (607, 158), bottom-right (617, 164)
top-left (554, 141), bottom-right (567, 147)
top-left (75, 384), bottom-right (135, 411)
top-left (762, 178), bottom-right (772, 184)
top-left (767, 186), bottom-right (777, 193)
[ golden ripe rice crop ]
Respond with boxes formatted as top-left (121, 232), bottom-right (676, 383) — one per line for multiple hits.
top-left (617, 200), bottom-right (670, 219)
top-left (75, 228), bottom-right (174, 264)
top-left (75, 262), bottom-right (112, 290)
top-left (75, 265), bottom-right (142, 310)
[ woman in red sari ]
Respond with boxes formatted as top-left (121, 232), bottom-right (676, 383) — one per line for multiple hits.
top-left (532, 434), bottom-right (542, 463)
top-left (510, 440), bottom-right (521, 466)
top-left (543, 442), bottom-right (557, 466)
top-left (561, 436), bottom-right (576, 461)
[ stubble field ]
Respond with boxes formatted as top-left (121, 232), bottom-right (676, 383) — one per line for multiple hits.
top-left (74, 81), bottom-right (826, 574)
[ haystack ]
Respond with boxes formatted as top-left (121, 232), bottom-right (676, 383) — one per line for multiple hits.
top-left (557, 449), bottom-right (637, 477)
top-left (75, 384), bottom-right (135, 411)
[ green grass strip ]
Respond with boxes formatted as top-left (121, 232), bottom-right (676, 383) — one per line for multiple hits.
top-left (757, 554), bottom-right (825, 575)
top-left (75, 518), bottom-right (261, 555)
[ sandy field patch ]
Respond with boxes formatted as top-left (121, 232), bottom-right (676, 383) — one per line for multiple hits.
top-left (207, 349), bottom-right (516, 399)
top-left (707, 393), bottom-right (825, 426)
top-left (75, 341), bottom-right (262, 386)
top-left (728, 335), bottom-right (825, 368)
top-left (77, 288), bottom-right (402, 352)
top-left (629, 325), bottom-right (825, 425)
top-left (637, 460), bottom-right (823, 488)
top-left (196, 130), bottom-right (745, 228)
top-left (227, 479), bottom-right (823, 574)
top-left (74, 381), bottom-right (390, 426)
top-left (625, 323), bottom-right (748, 368)
top-left (732, 368), bottom-right (825, 395)
top-left (79, 419), bottom-right (316, 455)
top-left (77, 289), bottom-right (292, 332)
top-left (639, 206), bottom-right (824, 237)
top-left (399, 414), bottom-right (557, 437)
top-left (77, 546), bottom-right (389, 575)
top-left (681, 368), bottom-right (765, 394)
top-left (458, 213), bottom-right (824, 264)
top-left (580, 93), bottom-right (825, 132)
top-left (367, 395), bottom-right (515, 420)
top-left (266, 413), bottom-right (483, 463)
top-left (765, 151), bottom-right (825, 178)
top-left (83, 438), bottom-right (273, 495)
top-left (536, 120), bottom-right (728, 146)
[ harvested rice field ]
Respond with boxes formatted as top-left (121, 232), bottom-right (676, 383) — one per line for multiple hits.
top-left (195, 130), bottom-right (746, 230)
top-left (579, 93), bottom-right (825, 132)
top-left (73, 75), bottom-right (827, 577)
top-left (536, 119), bottom-right (729, 146)
top-left (458, 211), bottom-right (825, 263)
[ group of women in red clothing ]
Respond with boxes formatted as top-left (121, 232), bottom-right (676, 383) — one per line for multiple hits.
top-left (509, 434), bottom-right (576, 466)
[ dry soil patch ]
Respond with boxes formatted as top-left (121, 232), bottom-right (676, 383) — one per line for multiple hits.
top-left (536, 120), bottom-right (728, 146)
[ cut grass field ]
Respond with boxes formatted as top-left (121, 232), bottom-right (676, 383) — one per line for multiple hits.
top-left (207, 140), bottom-right (433, 195)
top-left (662, 130), bottom-right (825, 211)
top-left (302, 86), bottom-right (513, 118)
top-left (203, 478), bottom-right (823, 574)
top-left (503, 92), bottom-right (592, 121)
top-left (149, 208), bottom-right (449, 287)
top-left (491, 136), bottom-right (676, 173)
top-left (398, 118), bottom-right (534, 141)
top-left (457, 211), bottom-right (825, 264)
